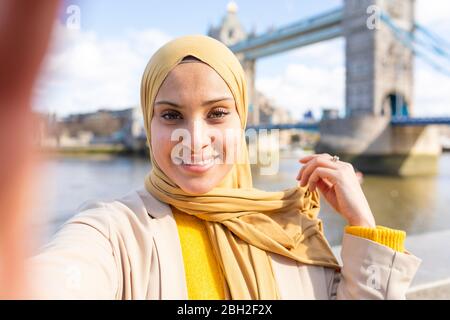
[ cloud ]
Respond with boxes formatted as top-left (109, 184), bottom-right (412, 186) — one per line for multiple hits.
top-left (415, 60), bottom-right (450, 116)
top-left (256, 39), bottom-right (345, 120)
top-left (416, 0), bottom-right (450, 26)
top-left (34, 23), bottom-right (171, 116)
top-left (288, 37), bottom-right (344, 68)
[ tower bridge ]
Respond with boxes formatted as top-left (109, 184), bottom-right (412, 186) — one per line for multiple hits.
top-left (209, 0), bottom-right (450, 176)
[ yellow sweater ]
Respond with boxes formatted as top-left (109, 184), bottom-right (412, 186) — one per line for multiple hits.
top-left (172, 207), bottom-right (226, 299)
top-left (172, 207), bottom-right (406, 300)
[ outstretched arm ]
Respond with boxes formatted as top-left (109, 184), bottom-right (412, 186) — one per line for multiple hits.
top-left (0, 0), bottom-right (60, 298)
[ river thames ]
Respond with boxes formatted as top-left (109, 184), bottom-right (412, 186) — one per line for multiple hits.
top-left (32, 152), bottom-right (450, 247)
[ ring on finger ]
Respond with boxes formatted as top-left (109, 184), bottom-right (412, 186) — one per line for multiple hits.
top-left (330, 155), bottom-right (339, 163)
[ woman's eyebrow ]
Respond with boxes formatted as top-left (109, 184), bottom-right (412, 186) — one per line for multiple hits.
top-left (201, 97), bottom-right (234, 106)
top-left (154, 97), bottom-right (233, 108)
top-left (154, 100), bottom-right (181, 108)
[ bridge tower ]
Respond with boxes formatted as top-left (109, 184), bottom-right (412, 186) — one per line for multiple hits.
top-left (344, 0), bottom-right (415, 118)
top-left (317, 0), bottom-right (441, 176)
top-left (208, 1), bottom-right (259, 126)
top-left (209, 0), bottom-right (441, 176)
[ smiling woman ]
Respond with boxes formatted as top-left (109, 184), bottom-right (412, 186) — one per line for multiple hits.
top-left (150, 55), bottom-right (241, 194)
top-left (29, 34), bottom-right (421, 300)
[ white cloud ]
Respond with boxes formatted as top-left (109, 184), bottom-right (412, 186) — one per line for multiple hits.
top-left (288, 38), bottom-right (344, 69)
top-left (415, 60), bottom-right (450, 116)
top-left (415, 0), bottom-right (450, 116)
top-left (416, 0), bottom-right (450, 26)
top-left (34, 23), bottom-right (171, 116)
top-left (256, 63), bottom-right (345, 120)
top-left (256, 39), bottom-right (345, 120)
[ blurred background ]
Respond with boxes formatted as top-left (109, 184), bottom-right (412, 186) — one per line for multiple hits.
top-left (27, 0), bottom-right (450, 297)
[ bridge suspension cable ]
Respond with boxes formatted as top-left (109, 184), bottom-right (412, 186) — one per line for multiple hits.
top-left (380, 13), bottom-right (450, 78)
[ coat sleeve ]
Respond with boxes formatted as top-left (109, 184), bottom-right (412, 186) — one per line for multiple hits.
top-left (27, 204), bottom-right (120, 299)
top-left (326, 233), bottom-right (422, 300)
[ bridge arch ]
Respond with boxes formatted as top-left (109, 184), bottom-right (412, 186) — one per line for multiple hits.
top-left (382, 92), bottom-right (410, 117)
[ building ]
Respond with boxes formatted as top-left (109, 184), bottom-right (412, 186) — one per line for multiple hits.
top-left (36, 106), bottom-right (147, 153)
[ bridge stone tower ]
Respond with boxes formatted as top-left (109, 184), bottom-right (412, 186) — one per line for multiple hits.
top-left (317, 0), bottom-right (441, 176)
top-left (344, 0), bottom-right (415, 118)
top-left (208, 2), bottom-right (259, 126)
top-left (207, 1), bottom-right (247, 46)
top-left (208, 0), bottom-right (440, 176)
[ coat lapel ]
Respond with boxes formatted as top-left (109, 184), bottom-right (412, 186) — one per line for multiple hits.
top-left (132, 187), bottom-right (188, 299)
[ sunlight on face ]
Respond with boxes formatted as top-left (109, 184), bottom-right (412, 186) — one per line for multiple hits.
top-left (150, 59), bottom-right (242, 194)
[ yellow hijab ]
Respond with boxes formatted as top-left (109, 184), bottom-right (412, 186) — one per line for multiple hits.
top-left (140, 35), bottom-right (340, 299)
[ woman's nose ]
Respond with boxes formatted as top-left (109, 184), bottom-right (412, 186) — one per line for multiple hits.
top-left (189, 119), bottom-right (211, 154)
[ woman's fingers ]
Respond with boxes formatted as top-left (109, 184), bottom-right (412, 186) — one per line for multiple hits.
top-left (297, 157), bottom-right (315, 181)
top-left (297, 154), bottom-right (319, 179)
top-left (316, 179), bottom-right (332, 194)
top-left (319, 177), bottom-right (334, 189)
top-left (308, 167), bottom-right (338, 192)
top-left (298, 153), bottom-right (332, 163)
top-left (298, 155), bottom-right (375, 227)
top-left (297, 153), bottom-right (334, 181)
top-left (297, 155), bottom-right (338, 187)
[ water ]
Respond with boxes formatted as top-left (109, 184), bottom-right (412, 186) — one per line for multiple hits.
top-left (33, 152), bottom-right (450, 247)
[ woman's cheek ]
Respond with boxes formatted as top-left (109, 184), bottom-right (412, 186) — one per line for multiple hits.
top-left (151, 123), bottom-right (174, 160)
top-left (160, 133), bottom-right (176, 159)
top-left (222, 129), bottom-right (243, 164)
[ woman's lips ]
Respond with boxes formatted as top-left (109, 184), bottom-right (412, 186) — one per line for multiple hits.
top-left (178, 156), bottom-right (219, 174)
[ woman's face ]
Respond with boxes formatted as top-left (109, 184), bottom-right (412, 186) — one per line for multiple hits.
top-left (150, 61), bottom-right (242, 194)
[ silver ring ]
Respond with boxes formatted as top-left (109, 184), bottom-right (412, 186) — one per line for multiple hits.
top-left (331, 155), bottom-right (339, 162)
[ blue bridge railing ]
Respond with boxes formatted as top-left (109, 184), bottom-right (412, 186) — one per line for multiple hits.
top-left (246, 117), bottom-right (450, 131)
top-left (390, 116), bottom-right (450, 126)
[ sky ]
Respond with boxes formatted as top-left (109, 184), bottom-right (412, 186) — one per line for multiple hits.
top-left (34, 0), bottom-right (450, 120)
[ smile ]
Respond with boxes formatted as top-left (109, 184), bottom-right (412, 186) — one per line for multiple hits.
top-left (179, 155), bottom-right (220, 173)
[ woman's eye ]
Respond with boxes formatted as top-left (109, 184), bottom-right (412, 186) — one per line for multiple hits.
top-left (161, 111), bottom-right (182, 120)
top-left (208, 108), bottom-right (230, 119)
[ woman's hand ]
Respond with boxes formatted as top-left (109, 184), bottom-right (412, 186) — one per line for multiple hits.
top-left (296, 153), bottom-right (376, 228)
top-left (0, 0), bottom-right (59, 298)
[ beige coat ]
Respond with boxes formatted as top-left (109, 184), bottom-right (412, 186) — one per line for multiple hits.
top-left (29, 187), bottom-right (422, 299)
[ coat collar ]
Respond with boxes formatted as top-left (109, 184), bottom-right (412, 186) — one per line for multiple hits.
top-left (135, 186), bottom-right (188, 299)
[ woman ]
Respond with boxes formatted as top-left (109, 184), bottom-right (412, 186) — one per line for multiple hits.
top-left (29, 35), bottom-right (421, 300)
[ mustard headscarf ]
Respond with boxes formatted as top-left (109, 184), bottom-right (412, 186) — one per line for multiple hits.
top-left (141, 34), bottom-right (340, 299)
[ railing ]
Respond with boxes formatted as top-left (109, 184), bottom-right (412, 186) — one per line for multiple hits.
top-left (246, 122), bottom-right (319, 131)
top-left (390, 116), bottom-right (450, 126)
top-left (246, 117), bottom-right (450, 131)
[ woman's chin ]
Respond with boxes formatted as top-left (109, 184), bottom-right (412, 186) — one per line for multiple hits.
top-left (170, 164), bottom-right (232, 195)
top-left (177, 179), bottom-right (216, 195)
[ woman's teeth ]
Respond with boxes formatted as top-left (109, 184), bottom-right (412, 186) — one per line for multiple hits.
top-left (182, 157), bottom-right (215, 166)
